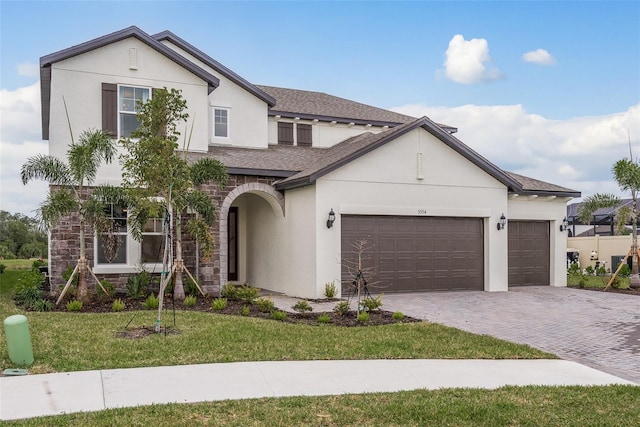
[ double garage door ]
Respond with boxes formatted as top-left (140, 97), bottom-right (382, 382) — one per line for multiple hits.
top-left (341, 216), bottom-right (551, 293)
top-left (341, 215), bottom-right (484, 293)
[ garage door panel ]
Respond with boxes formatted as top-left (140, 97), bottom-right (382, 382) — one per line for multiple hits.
top-left (342, 215), bottom-right (483, 293)
top-left (508, 221), bottom-right (550, 287)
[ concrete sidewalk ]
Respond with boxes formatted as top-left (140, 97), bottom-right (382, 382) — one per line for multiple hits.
top-left (1, 359), bottom-right (636, 421)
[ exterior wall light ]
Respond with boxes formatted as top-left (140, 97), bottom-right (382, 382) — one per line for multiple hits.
top-left (327, 209), bottom-right (336, 228)
top-left (497, 213), bottom-right (506, 230)
top-left (560, 217), bottom-right (568, 232)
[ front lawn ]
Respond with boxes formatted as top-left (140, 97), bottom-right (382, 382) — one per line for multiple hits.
top-left (4, 385), bottom-right (639, 426)
top-left (0, 269), bottom-right (553, 373)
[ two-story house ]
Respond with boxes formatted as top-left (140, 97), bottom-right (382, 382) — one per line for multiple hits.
top-left (40, 26), bottom-right (580, 298)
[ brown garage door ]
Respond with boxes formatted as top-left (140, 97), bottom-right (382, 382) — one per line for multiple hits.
top-left (508, 221), bottom-right (550, 287)
top-left (341, 215), bottom-right (484, 293)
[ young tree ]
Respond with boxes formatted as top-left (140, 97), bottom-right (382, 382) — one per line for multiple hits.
top-left (578, 158), bottom-right (640, 286)
top-left (120, 88), bottom-right (227, 310)
top-left (21, 129), bottom-right (116, 302)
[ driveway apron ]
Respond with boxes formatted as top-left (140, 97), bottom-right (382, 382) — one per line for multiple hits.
top-left (382, 286), bottom-right (640, 383)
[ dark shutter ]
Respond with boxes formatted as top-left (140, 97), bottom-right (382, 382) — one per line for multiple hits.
top-left (297, 124), bottom-right (312, 146)
top-left (102, 83), bottom-right (117, 137)
top-left (277, 122), bottom-right (294, 145)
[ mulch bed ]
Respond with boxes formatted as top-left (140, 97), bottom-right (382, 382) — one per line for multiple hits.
top-left (567, 285), bottom-right (640, 296)
top-left (37, 294), bottom-right (421, 330)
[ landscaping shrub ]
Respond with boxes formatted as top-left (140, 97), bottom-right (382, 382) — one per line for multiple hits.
top-left (212, 297), bottom-right (228, 311)
top-left (127, 270), bottom-right (151, 298)
top-left (236, 283), bottom-right (260, 302)
top-left (0, 263), bottom-right (5, 274)
top-left (271, 310), bottom-right (287, 321)
top-left (142, 294), bottom-right (159, 310)
top-left (183, 295), bottom-right (197, 307)
top-left (96, 279), bottom-right (115, 301)
top-left (66, 300), bottom-right (83, 312)
top-left (61, 264), bottom-right (79, 287)
top-left (567, 262), bottom-right (581, 276)
top-left (362, 295), bottom-right (383, 312)
top-left (585, 265), bottom-right (594, 276)
top-left (324, 281), bottom-right (337, 298)
top-left (112, 298), bottom-right (125, 312)
top-left (254, 297), bottom-right (275, 313)
top-left (31, 258), bottom-right (46, 270)
top-left (617, 263), bottom-right (631, 278)
top-left (392, 311), bottom-right (405, 320)
top-left (31, 299), bottom-right (55, 312)
top-left (240, 305), bottom-right (250, 316)
top-left (317, 313), bottom-right (332, 324)
top-left (220, 282), bottom-right (238, 299)
top-left (14, 270), bottom-right (45, 308)
top-left (357, 311), bottom-right (370, 323)
top-left (333, 300), bottom-right (350, 316)
top-left (595, 266), bottom-right (606, 276)
top-left (292, 300), bottom-right (313, 314)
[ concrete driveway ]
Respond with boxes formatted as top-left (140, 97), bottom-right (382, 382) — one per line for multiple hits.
top-left (382, 286), bottom-right (640, 383)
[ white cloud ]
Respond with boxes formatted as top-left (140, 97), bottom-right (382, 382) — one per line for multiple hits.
top-left (443, 34), bottom-right (504, 84)
top-left (0, 82), bottom-right (49, 216)
top-left (17, 61), bottom-right (39, 78)
top-left (391, 102), bottom-right (640, 202)
top-left (522, 49), bottom-right (556, 66)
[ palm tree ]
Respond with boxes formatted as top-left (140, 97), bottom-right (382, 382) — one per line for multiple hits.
top-left (21, 129), bottom-right (116, 303)
top-left (578, 158), bottom-right (640, 285)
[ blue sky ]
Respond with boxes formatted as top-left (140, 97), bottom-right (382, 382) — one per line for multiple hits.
top-left (1, 0), bottom-right (639, 215)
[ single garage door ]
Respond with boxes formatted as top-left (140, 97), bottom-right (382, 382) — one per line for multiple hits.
top-left (508, 221), bottom-right (550, 287)
top-left (341, 215), bottom-right (484, 293)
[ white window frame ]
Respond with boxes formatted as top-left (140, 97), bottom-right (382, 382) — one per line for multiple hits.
top-left (118, 84), bottom-right (151, 139)
top-left (212, 106), bottom-right (230, 140)
top-left (93, 203), bottom-right (165, 274)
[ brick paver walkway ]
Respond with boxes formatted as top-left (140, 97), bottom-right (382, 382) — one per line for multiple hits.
top-left (382, 286), bottom-right (640, 383)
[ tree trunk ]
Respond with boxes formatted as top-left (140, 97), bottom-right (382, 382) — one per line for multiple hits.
top-left (77, 215), bottom-right (89, 303)
top-left (173, 214), bottom-right (185, 300)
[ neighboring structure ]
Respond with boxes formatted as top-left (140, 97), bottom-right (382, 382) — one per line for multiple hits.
top-left (566, 199), bottom-right (636, 237)
top-left (41, 26), bottom-right (581, 298)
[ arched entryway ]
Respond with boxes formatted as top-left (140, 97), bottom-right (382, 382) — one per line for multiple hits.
top-left (218, 182), bottom-right (285, 288)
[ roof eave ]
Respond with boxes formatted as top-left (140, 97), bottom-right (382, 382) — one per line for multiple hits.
top-left (268, 110), bottom-right (405, 128)
top-left (511, 190), bottom-right (582, 199)
top-left (152, 30), bottom-right (277, 107)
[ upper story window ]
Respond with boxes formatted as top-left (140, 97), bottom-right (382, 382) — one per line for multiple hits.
top-left (213, 107), bottom-right (229, 138)
top-left (119, 85), bottom-right (150, 138)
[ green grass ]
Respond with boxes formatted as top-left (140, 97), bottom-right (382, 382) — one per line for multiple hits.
top-left (567, 273), bottom-right (630, 289)
top-left (0, 258), bottom-right (42, 270)
top-left (3, 385), bottom-right (639, 426)
top-left (0, 270), bottom-right (552, 374)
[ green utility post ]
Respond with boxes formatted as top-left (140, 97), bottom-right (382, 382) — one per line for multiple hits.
top-left (4, 314), bottom-right (34, 366)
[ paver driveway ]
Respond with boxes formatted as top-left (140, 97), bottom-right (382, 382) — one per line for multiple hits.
top-left (382, 286), bottom-right (640, 383)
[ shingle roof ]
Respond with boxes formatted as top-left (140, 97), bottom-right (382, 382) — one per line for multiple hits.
top-left (505, 172), bottom-right (581, 197)
top-left (257, 85), bottom-right (419, 127)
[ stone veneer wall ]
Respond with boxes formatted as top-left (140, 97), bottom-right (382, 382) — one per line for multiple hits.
top-left (47, 174), bottom-right (281, 296)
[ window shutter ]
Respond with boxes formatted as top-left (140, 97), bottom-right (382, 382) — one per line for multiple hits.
top-left (102, 83), bottom-right (117, 137)
top-left (278, 122), bottom-right (294, 145)
top-left (297, 124), bottom-right (312, 147)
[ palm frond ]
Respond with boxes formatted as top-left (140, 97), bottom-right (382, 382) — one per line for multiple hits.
top-left (190, 158), bottom-right (228, 187)
top-left (612, 159), bottom-right (640, 193)
top-left (577, 193), bottom-right (621, 224)
top-left (21, 155), bottom-right (72, 186)
top-left (39, 189), bottom-right (79, 230)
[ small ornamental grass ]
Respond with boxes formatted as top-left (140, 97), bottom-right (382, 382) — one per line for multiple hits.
top-left (212, 297), bottom-right (228, 311)
top-left (271, 310), bottom-right (288, 321)
top-left (241, 305), bottom-right (250, 316)
top-left (236, 284), bottom-right (260, 303)
top-left (220, 282), bottom-right (238, 299)
top-left (362, 295), bottom-right (383, 312)
top-left (66, 299), bottom-right (83, 312)
top-left (183, 295), bottom-right (197, 307)
top-left (392, 311), bottom-right (405, 320)
top-left (317, 313), bottom-right (332, 324)
top-left (142, 294), bottom-right (159, 310)
top-left (292, 299), bottom-right (313, 314)
top-left (357, 311), bottom-right (370, 323)
top-left (112, 298), bottom-right (125, 312)
top-left (324, 281), bottom-right (337, 298)
top-left (254, 297), bottom-right (275, 313)
top-left (333, 300), bottom-right (350, 316)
